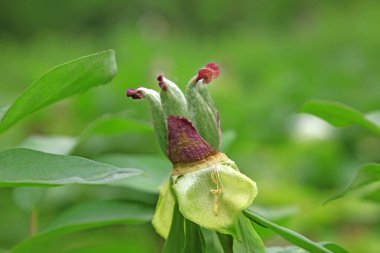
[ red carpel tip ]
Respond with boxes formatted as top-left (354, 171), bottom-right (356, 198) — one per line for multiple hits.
top-left (126, 88), bottom-right (144, 99)
top-left (196, 63), bottom-right (220, 84)
top-left (206, 63), bottom-right (220, 78)
top-left (157, 75), bottom-right (167, 90)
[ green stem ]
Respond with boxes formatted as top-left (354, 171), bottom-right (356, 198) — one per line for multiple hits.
top-left (243, 209), bottom-right (331, 253)
top-left (29, 208), bottom-right (38, 237)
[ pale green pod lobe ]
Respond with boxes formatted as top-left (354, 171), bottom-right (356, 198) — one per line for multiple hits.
top-left (197, 84), bottom-right (217, 117)
top-left (196, 63), bottom-right (219, 117)
top-left (126, 87), bottom-right (168, 155)
top-left (158, 75), bottom-right (188, 118)
top-left (185, 80), bottom-right (220, 150)
top-left (152, 178), bottom-right (175, 239)
top-left (171, 152), bottom-right (258, 238)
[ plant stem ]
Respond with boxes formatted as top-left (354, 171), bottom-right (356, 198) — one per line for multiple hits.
top-left (243, 209), bottom-right (331, 253)
top-left (29, 208), bottom-right (38, 237)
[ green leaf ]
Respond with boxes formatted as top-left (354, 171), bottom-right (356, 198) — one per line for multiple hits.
top-left (363, 187), bottom-right (380, 202)
top-left (183, 219), bottom-right (205, 253)
top-left (202, 230), bottom-right (225, 253)
top-left (162, 204), bottom-right (205, 253)
top-left (95, 154), bottom-right (171, 193)
top-left (243, 209), bottom-right (332, 253)
top-left (265, 243), bottom-right (348, 253)
top-left (0, 106), bottom-right (9, 120)
top-left (301, 100), bottom-right (380, 135)
top-left (216, 232), bottom-right (233, 253)
top-left (320, 242), bottom-right (349, 253)
top-left (163, 204), bottom-right (186, 253)
top-left (327, 163), bottom-right (380, 203)
top-left (0, 148), bottom-right (141, 187)
top-left (233, 214), bottom-right (265, 253)
top-left (0, 50), bottom-right (117, 133)
top-left (266, 246), bottom-right (306, 253)
top-left (11, 200), bottom-right (153, 253)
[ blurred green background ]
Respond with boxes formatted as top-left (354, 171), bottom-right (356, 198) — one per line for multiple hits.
top-left (1, 0), bottom-right (380, 252)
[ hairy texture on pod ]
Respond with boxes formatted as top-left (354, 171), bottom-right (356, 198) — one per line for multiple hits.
top-left (158, 75), bottom-right (188, 118)
top-left (126, 87), bottom-right (168, 155)
top-left (184, 62), bottom-right (221, 150)
top-left (185, 81), bottom-right (220, 150)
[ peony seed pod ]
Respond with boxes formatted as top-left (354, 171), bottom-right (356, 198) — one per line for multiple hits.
top-left (126, 63), bottom-right (258, 239)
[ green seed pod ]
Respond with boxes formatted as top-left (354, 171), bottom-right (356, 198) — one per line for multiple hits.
top-left (185, 82), bottom-right (220, 150)
top-left (197, 83), bottom-right (217, 117)
top-left (126, 87), bottom-right (168, 155)
top-left (157, 75), bottom-right (188, 118)
top-left (128, 63), bottom-right (258, 241)
top-left (185, 63), bottom-right (221, 150)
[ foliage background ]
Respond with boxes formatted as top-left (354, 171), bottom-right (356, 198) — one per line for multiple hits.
top-left (0, 0), bottom-right (379, 252)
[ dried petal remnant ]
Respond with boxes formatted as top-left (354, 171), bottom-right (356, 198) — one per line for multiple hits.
top-left (168, 116), bottom-right (217, 164)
